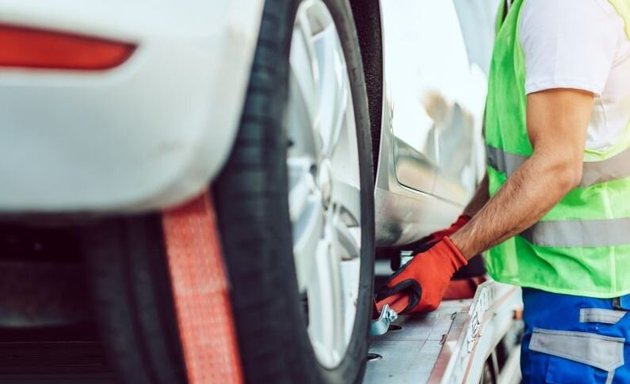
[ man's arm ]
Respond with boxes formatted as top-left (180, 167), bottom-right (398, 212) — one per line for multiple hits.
top-left (462, 173), bottom-right (489, 218)
top-left (451, 88), bottom-right (593, 258)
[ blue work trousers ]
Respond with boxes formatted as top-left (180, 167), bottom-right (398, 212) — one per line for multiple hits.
top-left (521, 288), bottom-right (630, 384)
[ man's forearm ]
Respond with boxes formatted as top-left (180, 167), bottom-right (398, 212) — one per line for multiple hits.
top-left (450, 153), bottom-right (579, 258)
top-left (462, 174), bottom-right (490, 218)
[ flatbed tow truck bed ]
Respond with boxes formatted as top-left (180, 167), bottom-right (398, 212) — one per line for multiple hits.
top-left (0, 270), bottom-right (522, 384)
top-left (364, 280), bottom-right (523, 384)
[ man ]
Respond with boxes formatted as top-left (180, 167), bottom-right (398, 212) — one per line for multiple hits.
top-left (377, 0), bottom-right (630, 382)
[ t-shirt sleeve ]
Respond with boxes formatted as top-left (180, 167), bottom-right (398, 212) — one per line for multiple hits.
top-left (519, 0), bottom-right (620, 95)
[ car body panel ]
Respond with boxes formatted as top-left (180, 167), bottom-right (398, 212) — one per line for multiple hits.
top-left (374, 91), bottom-right (461, 246)
top-left (375, 0), bottom-right (496, 246)
top-left (0, 0), bottom-right (264, 213)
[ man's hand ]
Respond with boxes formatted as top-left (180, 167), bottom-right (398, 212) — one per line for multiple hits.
top-left (376, 237), bottom-right (468, 314)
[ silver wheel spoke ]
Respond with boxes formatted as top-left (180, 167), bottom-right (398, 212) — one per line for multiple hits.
top-left (290, 15), bottom-right (319, 134)
top-left (331, 177), bottom-right (361, 228)
top-left (293, 202), bottom-right (324, 292)
top-left (307, 231), bottom-right (346, 367)
top-left (314, 26), bottom-right (349, 158)
top-left (288, 157), bottom-right (317, 223)
top-left (332, 207), bottom-right (360, 261)
top-left (288, 157), bottom-right (323, 291)
top-left (331, 177), bottom-right (361, 262)
top-left (288, 69), bottom-right (320, 160)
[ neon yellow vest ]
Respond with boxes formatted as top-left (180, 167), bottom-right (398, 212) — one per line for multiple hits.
top-left (484, 0), bottom-right (630, 298)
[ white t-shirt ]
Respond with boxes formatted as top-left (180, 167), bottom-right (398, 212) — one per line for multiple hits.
top-left (519, 0), bottom-right (630, 153)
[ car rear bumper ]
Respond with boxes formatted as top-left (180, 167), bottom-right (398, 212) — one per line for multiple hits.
top-left (0, 0), bottom-right (263, 215)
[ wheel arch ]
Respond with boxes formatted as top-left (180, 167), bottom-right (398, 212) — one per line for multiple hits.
top-left (348, 0), bottom-right (384, 179)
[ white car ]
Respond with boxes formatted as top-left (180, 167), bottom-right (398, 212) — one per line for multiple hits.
top-left (0, 0), bottom-right (496, 382)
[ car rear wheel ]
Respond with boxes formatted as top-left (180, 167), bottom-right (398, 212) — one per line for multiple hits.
top-left (82, 0), bottom-right (374, 382)
top-left (214, 0), bottom-right (375, 382)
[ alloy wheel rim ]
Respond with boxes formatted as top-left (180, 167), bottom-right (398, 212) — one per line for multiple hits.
top-left (286, 0), bottom-right (363, 369)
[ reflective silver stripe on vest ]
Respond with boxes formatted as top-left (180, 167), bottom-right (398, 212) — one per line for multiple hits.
top-left (486, 144), bottom-right (630, 187)
top-left (486, 144), bottom-right (526, 177)
top-left (521, 217), bottom-right (630, 247)
top-left (579, 308), bottom-right (626, 325)
top-left (529, 328), bottom-right (625, 372)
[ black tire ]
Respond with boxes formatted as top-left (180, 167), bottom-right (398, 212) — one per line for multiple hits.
top-left (80, 216), bottom-right (187, 384)
top-left (213, 0), bottom-right (374, 383)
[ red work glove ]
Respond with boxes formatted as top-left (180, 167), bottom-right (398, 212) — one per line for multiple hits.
top-left (443, 276), bottom-right (487, 300)
top-left (410, 214), bottom-right (470, 254)
top-left (377, 237), bottom-right (468, 314)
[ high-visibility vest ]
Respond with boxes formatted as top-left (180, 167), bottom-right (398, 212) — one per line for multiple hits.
top-left (484, 0), bottom-right (630, 297)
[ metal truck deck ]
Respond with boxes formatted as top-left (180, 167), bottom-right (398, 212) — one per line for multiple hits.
top-left (364, 280), bottom-right (523, 384)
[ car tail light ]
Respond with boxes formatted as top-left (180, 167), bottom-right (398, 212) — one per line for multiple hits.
top-left (0, 24), bottom-right (135, 70)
